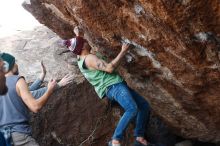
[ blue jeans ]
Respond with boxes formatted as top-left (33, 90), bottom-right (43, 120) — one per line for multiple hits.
top-left (0, 126), bottom-right (12, 146)
top-left (0, 132), bottom-right (7, 146)
top-left (29, 79), bottom-right (47, 99)
top-left (106, 82), bottom-right (150, 141)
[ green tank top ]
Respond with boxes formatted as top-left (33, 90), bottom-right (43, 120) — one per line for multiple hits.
top-left (77, 55), bottom-right (123, 98)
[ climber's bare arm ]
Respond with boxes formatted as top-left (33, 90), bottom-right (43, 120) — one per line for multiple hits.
top-left (16, 78), bottom-right (56, 113)
top-left (85, 54), bottom-right (113, 73)
top-left (85, 43), bottom-right (130, 73)
top-left (74, 26), bottom-right (84, 37)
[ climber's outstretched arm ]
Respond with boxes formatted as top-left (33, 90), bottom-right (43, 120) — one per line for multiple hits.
top-left (85, 43), bottom-right (130, 73)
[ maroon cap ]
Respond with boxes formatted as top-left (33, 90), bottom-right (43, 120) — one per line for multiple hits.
top-left (69, 37), bottom-right (85, 55)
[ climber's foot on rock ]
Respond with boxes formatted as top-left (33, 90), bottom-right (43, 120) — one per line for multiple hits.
top-left (134, 137), bottom-right (155, 146)
top-left (108, 139), bottom-right (121, 146)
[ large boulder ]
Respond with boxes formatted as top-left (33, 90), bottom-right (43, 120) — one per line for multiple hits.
top-left (23, 0), bottom-right (220, 143)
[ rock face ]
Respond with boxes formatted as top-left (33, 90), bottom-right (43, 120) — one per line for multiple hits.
top-left (0, 26), bottom-right (72, 81)
top-left (23, 0), bottom-right (220, 143)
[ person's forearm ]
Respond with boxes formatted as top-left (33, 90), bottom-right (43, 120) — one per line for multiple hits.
top-left (35, 90), bottom-right (52, 111)
top-left (31, 87), bottom-right (47, 99)
top-left (110, 50), bottom-right (127, 69)
top-left (74, 26), bottom-right (84, 37)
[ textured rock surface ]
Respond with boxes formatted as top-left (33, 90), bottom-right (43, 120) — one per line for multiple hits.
top-left (0, 26), bottom-right (71, 81)
top-left (23, 0), bottom-right (220, 143)
top-left (31, 81), bottom-right (116, 146)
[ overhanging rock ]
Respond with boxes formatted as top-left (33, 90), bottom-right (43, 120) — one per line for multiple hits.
top-left (23, 0), bottom-right (220, 143)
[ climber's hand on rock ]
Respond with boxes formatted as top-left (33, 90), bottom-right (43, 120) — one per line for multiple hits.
top-left (121, 43), bottom-right (130, 53)
top-left (74, 26), bottom-right (84, 37)
top-left (47, 79), bottom-right (57, 94)
top-left (57, 74), bottom-right (74, 88)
